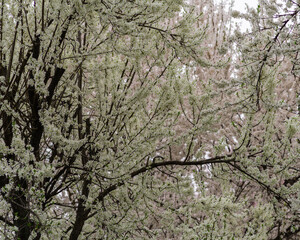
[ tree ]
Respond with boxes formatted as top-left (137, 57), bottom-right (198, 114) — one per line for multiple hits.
top-left (0, 0), bottom-right (299, 239)
top-left (230, 0), bottom-right (300, 238)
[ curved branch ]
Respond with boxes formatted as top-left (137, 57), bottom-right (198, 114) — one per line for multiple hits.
top-left (255, 9), bottom-right (300, 109)
top-left (96, 154), bottom-right (235, 203)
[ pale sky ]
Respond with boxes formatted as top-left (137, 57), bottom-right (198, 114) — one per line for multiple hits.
top-left (215, 0), bottom-right (259, 12)
top-left (232, 0), bottom-right (258, 13)
top-left (229, 0), bottom-right (259, 31)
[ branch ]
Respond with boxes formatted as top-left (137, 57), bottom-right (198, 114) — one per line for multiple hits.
top-left (131, 156), bottom-right (234, 178)
top-left (255, 10), bottom-right (300, 109)
top-left (228, 163), bottom-right (291, 207)
top-left (96, 155), bottom-right (235, 203)
top-left (0, 0), bottom-right (4, 61)
top-left (0, 215), bottom-right (14, 227)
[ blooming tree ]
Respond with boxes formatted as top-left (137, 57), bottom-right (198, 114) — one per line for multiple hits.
top-left (0, 0), bottom-right (299, 239)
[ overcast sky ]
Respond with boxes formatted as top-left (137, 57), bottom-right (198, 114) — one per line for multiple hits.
top-left (225, 0), bottom-right (259, 31)
top-left (232, 0), bottom-right (258, 13)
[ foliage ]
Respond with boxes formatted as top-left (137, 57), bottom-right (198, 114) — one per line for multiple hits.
top-left (0, 0), bottom-right (299, 239)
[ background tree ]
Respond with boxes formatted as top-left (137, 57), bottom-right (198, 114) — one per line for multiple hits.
top-left (0, 0), bottom-right (299, 239)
